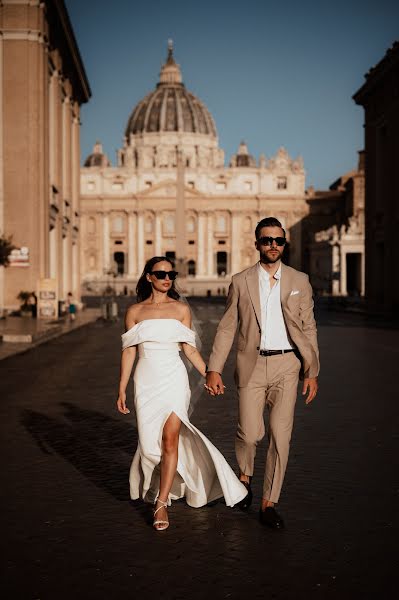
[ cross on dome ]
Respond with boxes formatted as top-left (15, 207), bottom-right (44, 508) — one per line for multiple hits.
top-left (159, 40), bottom-right (182, 85)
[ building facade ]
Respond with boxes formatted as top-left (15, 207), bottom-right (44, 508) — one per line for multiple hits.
top-left (0, 0), bottom-right (90, 311)
top-left (353, 41), bottom-right (399, 315)
top-left (304, 152), bottom-right (365, 296)
top-left (80, 44), bottom-right (308, 296)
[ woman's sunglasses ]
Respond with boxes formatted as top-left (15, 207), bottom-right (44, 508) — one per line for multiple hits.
top-left (150, 270), bottom-right (178, 281)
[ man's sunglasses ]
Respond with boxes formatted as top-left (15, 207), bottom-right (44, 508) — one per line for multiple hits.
top-left (257, 236), bottom-right (286, 247)
top-left (150, 270), bottom-right (178, 281)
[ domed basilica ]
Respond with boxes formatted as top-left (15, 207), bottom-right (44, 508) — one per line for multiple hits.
top-left (80, 43), bottom-right (308, 295)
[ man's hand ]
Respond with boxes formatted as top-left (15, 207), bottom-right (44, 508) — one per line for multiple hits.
top-left (205, 371), bottom-right (225, 396)
top-left (302, 377), bottom-right (318, 404)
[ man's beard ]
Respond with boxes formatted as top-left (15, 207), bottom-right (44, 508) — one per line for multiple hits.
top-left (260, 249), bottom-right (282, 264)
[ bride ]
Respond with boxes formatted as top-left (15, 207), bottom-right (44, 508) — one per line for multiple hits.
top-left (117, 256), bottom-right (247, 531)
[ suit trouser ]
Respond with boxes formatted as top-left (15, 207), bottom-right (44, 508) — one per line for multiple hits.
top-left (235, 352), bottom-right (301, 504)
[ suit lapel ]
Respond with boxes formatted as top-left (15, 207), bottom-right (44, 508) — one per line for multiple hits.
top-left (281, 263), bottom-right (301, 325)
top-left (280, 262), bottom-right (292, 307)
top-left (245, 264), bottom-right (261, 328)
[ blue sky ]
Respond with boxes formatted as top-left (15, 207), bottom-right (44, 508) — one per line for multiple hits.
top-left (66, 0), bottom-right (399, 189)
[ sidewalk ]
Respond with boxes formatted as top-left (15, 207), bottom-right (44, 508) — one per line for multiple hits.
top-left (0, 308), bottom-right (101, 361)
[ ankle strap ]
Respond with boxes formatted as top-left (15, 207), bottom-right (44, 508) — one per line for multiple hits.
top-left (154, 499), bottom-right (168, 516)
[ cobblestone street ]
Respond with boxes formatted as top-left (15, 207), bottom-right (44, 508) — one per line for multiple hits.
top-left (1, 300), bottom-right (398, 599)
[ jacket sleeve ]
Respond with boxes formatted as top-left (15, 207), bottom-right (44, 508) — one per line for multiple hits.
top-left (207, 277), bottom-right (239, 374)
top-left (300, 276), bottom-right (320, 378)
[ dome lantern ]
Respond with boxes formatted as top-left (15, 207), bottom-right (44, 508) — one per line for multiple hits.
top-left (158, 40), bottom-right (183, 86)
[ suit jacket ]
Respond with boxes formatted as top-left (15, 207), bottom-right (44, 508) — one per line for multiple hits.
top-left (208, 262), bottom-right (320, 388)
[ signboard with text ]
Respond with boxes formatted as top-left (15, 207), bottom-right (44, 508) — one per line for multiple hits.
top-left (9, 246), bottom-right (29, 267)
top-left (37, 278), bottom-right (58, 320)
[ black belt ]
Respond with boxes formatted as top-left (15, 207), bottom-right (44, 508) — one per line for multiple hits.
top-left (259, 349), bottom-right (295, 356)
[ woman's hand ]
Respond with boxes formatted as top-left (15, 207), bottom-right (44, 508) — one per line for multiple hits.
top-left (117, 391), bottom-right (130, 414)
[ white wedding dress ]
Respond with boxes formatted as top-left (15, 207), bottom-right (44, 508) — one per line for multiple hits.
top-left (121, 319), bottom-right (247, 508)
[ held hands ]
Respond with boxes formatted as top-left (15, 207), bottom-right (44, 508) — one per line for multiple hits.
top-left (302, 377), bottom-right (318, 404)
top-left (205, 371), bottom-right (226, 396)
top-left (117, 391), bottom-right (130, 414)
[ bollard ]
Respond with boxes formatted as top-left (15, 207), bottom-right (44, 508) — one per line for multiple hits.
top-left (101, 302), bottom-right (107, 320)
top-left (111, 301), bottom-right (118, 320)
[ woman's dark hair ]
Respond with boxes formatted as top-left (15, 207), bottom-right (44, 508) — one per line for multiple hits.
top-left (136, 256), bottom-right (180, 303)
top-left (255, 217), bottom-right (286, 240)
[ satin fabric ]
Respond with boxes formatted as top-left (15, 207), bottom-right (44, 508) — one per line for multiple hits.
top-left (122, 319), bottom-right (247, 508)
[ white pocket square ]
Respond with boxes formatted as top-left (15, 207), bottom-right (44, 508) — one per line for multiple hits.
top-left (290, 290), bottom-right (300, 296)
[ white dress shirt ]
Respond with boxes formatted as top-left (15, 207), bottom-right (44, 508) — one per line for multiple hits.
top-left (258, 263), bottom-right (294, 350)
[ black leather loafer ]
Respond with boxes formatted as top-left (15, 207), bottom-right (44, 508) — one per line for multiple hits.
top-left (259, 507), bottom-right (285, 529)
top-left (237, 481), bottom-right (253, 510)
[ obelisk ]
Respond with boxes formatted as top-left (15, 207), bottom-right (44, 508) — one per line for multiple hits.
top-left (175, 147), bottom-right (186, 277)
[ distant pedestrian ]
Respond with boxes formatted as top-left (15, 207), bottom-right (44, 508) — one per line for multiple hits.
top-left (205, 217), bottom-right (320, 529)
top-left (67, 292), bottom-right (76, 321)
top-left (28, 292), bottom-right (37, 318)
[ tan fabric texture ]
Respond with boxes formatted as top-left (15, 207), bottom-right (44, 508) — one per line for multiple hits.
top-left (208, 262), bottom-right (320, 387)
top-left (235, 352), bottom-right (301, 503)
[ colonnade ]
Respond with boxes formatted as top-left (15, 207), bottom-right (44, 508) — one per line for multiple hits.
top-left (97, 210), bottom-right (241, 278)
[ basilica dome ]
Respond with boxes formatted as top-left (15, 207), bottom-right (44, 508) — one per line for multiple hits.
top-left (84, 141), bottom-right (110, 167)
top-left (125, 43), bottom-right (217, 138)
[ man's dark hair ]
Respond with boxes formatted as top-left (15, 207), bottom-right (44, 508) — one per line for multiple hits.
top-left (255, 217), bottom-right (286, 240)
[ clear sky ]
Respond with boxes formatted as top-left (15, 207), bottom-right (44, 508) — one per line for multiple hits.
top-left (65, 0), bottom-right (398, 189)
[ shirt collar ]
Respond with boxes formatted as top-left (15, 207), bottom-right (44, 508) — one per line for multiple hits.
top-left (258, 262), bottom-right (282, 281)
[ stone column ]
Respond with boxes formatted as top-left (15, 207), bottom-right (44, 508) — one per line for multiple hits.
top-left (332, 243), bottom-right (340, 296)
top-left (62, 235), bottom-right (69, 297)
top-left (207, 212), bottom-right (214, 276)
top-left (72, 242), bottom-right (78, 294)
top-left (360, 250), bottom-right (365, 297)
top-left (197, 212), bottom-right (206, 276)
top-left (0, 34), bottom-right (4, 311)
top-left (128, 211), bottom-right (137, 276)
top-left (155, 213), bottom-right (162, 255)
top-left (137, 213), bottom-right (144, 273)
top-left (340, 247), bottom-right (347, 296)
top-left (231, 212), bottom-right (241, 275)
top-left (103, 213), bottom-right (110, 272)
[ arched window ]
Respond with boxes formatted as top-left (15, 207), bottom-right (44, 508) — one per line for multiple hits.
top-left (187, 216), bottom-right (195, 233)
top-left (277, 176), bottom-right (287, 190)
top-left (244, 216), bottom-right (252, 233)
top-left (217, 252), bottom-right (227, 276)
top-left (89, 254), bottom-right (96, 269)
top-left (114, 251), bottom-right (125, 275)
top-left (188, 260), bottom-right (196, 276)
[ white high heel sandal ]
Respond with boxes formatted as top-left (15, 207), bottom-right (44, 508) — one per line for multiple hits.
top-left (153, 499), bottom-right (169, 531)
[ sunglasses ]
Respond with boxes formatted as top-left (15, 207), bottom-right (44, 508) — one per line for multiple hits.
top-left (150, 270), bottom-right (178, 281)
top-left (257, 236), bottom-right (286, 247)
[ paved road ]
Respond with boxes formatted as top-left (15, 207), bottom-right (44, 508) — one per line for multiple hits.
top-left (1, 301), bottom-right (398, 599)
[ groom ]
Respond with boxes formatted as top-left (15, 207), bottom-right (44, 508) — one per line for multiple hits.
top-left (206, 217), bottom-right (319, 529)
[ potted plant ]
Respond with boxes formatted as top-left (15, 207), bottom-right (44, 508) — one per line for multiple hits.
top-left (17, 291), bottom-right (32, 317)
top-left (0, 234), bottom-right (16, 318)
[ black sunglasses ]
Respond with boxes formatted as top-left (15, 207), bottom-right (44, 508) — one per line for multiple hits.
top-left (257, 236), bottom-right (286, 247)
top-left (150, 270), bottom-right (178, 281)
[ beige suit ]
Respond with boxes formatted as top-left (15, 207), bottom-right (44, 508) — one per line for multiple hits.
top-left (208, 262), bottom-right (320, 503)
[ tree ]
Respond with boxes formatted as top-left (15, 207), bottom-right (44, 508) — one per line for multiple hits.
top-left (0, 234), bottom-right (16, 267)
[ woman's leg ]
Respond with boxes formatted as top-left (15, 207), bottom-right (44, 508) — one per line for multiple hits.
top-left (154, 412), bottom-right (181, 527)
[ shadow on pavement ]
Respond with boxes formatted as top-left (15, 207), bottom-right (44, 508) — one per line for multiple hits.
top-left (21, 402), bottom-right (137, 502)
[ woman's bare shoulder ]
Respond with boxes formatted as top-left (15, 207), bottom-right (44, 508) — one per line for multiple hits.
top-left (125, 303), bottom-right (141, 328)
